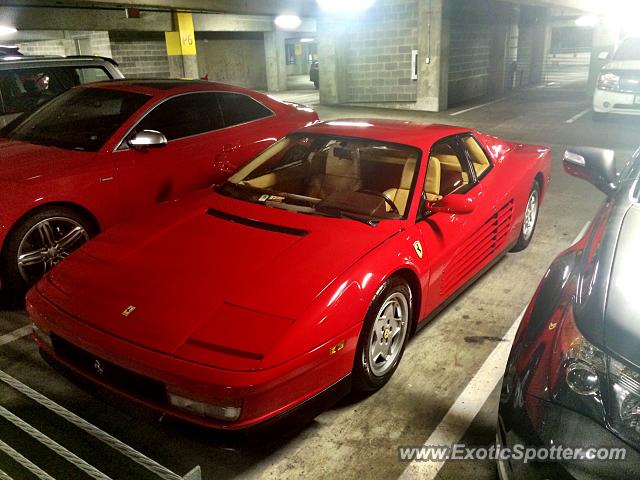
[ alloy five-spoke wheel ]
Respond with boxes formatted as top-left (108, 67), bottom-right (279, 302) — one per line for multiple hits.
top-left (17, 217), bottom-right (89, 284)
top-left (367, 292), bottom-right (409, 377)
top-left (353, 277), bottom-right (413, 392)
top-left (511, 180), bottom-right (541, 252)
top-left (2, 207), bottom-right (95, 296)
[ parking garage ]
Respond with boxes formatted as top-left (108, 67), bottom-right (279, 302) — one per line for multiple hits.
top-left (1, 0), bottom-right (640, 479)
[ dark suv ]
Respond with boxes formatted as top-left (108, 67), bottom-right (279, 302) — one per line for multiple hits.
top-left (0, 55), bottom-right (123, 129)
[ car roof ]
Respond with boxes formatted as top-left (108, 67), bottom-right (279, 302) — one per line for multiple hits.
top-left (295, 119), bottom-right (471, 150)
top-left (82, 78), bottom-right (272, 98)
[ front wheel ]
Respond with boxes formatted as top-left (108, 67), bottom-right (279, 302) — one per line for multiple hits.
top-left (1, 207), bottom-right (94, 296)
top-left (353, 277), bottom-right (412, 392)
top-left (510, 181), bottom-right (540, 252)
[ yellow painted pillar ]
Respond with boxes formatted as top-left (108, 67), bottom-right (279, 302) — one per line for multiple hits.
top-left (165, 11), bottom-right (198, 79)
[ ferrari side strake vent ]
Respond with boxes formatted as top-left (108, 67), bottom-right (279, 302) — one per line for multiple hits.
top-left (440, 200), bottom-right (515, 296)
top-left (206, 208), bottom-right (309, 237)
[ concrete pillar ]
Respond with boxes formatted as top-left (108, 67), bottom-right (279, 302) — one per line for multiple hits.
top-left (415, 0), bottom-right (449, 112)
top-left (316, 18), bottom-right (348, 106)
top-left (488, 2), bottom-right (520, 96)
top-left (264, 30), bottom-right (287, 92)
top-left (529, 8), bottom-right (549, 85)
top-left (165, 11), bottom-right (198, 79)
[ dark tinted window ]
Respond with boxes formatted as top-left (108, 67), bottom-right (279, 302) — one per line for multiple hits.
top-left (135, 92), bottom-right (223, 141)
top-left (7, 87), bottom-right (150, 151)
top-left (217, 92), bottom-right (272, 127)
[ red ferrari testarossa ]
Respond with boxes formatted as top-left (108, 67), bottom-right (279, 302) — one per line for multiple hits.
top-left (27, 119), bottom-right (552, 429)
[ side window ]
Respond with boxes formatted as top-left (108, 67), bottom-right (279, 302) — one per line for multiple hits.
top-left (74, 67), bottom-right (111, 84)
top-left (426, 139), bottom-right (474, 201)
top-left (461, 135), bottom-right (492, 178)
top-left (217, 92), bottom-right (273, 127)
top-left (135, 92), bottom-right (224, 142)
top-left (0, 69), bottom-right (66, 115)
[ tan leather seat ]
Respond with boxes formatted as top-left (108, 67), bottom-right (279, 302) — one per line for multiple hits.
top-left (424, 156), bottom-right (442, 201)
top-left (306, 146), bottom-right (361, 198)
top-left (463, 136), bottom-right (491, 177)
top-left (383, 158), bottom-right (416, 215)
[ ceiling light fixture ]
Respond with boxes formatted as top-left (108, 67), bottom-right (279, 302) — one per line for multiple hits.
top-left (316, 0), bottom-right (375, 12)
top-left (299, 38), bottom-right (315, 43)
top-left (0, 26), bottom-right (18, 35)
top-left (575, 15), bottom-right (599, 27)
top-left (274, 15), bottom-right (302, 30)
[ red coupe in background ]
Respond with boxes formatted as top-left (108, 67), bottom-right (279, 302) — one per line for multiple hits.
top-left (27, 119), bottom-right (552, 430)
top-left (0, 79), bottom-right (318, 293)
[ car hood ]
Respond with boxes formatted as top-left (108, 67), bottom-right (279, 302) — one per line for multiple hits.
top-left (43, 191), bottom-right (402, 356)
top-left (603, 60), bottom-right (640, 72)
top-left (0, 140), bottom-right (94, 182)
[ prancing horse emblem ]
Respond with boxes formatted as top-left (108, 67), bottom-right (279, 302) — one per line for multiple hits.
top-left (93, 359), bottom-right (104, 375)
top-left (121, 305), bottom-right (136, 317)
top-left (413, 240), bottom-right (423, 259)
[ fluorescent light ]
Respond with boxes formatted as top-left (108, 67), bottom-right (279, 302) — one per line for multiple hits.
top-left (274, 15), bottom-right (302, 30)
top-left (575, 15), bottom-right (599, 27)
top-left (0, 26), bottom-right (17, 35)
top-left (317, 0), bottom-right (375, 12)
top-left (300, 38), bottom-right (315, 43)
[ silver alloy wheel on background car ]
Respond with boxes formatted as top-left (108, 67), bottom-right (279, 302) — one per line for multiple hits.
top-left (522, 188), bottom-right (539, 242)
top-left (366, 291), bottom-right (409, 377)
top-left (16, 217), bottom-right (89, 284)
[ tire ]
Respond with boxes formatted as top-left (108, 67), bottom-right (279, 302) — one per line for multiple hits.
top-left (510, 181), bottom-right (540, 253)
top-left (353, 277), bottom-right (412, 392)
top-left (1, 206), bottom-right (95, 297)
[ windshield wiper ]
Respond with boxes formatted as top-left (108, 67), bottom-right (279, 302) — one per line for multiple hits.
top-left (315, 206), bottom-right (379, 226)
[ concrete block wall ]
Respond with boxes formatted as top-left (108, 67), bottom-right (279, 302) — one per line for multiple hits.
top-left (196, 32), bottom-right (267, 90)
top-left (448, 0), bottom-right (492, 106)
top-left (344, 0), bottom-right (419, 103)
top-left (109, 32), bottom-right (170, 78)
top-left (17, 38), bottom-right (75, 57)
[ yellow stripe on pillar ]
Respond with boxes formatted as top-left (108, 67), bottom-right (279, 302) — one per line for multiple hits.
top-left (164, 31), bottom-right (182, 56)
top-left (176, 12), bottom-right (196, 56)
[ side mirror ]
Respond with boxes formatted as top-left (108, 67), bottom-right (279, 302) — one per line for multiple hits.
top-left (427, 194), bottom-right (475, 215)
top-left (598, 51), bottom-right (610, 61)
top-left (563, 147), bottom-right (617, 195)
top-left (127, 130), bottom-right (167, 149)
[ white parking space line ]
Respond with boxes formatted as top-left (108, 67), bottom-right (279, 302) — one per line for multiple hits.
top-left (565, 108), bottom-right (591, 124)
top-left (0, 438), bottom-right (55, 480)
top-left (0, 369), bottom-right (198, 480)
top-left (0, 405), bottom-right (113, 480)
top-left (0, 326), bottom-right (32, 347)
top-left (398, 310), bottom-right (523, 480)
top-left (450, 98), bottom-right (507, 116)
top-left (0, 467), bottom-right (14, 480)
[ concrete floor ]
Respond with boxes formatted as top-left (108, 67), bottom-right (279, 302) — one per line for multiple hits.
top-left (1, 81), bottom-right (638, 480)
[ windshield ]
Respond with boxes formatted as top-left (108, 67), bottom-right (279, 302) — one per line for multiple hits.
top-left (5, 87), bottom-right (150, 152)
top-left (219, 134), bottom-right (421, 222)
top-left (613, 38), bottom-right (640, 62)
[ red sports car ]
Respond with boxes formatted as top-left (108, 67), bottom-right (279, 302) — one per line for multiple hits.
top-left (27, 120), bottom-right (552, 429)
top-left (0, 79), bottom-right (317, 293)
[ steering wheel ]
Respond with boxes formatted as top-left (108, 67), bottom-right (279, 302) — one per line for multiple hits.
top-left (356, 189), bottom-right (400, 215)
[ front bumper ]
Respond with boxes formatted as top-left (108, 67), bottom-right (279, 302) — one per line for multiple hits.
top-left (27, 285), bottom-right (358, 430)
top-left (593, 89), bottom-right (640, 116)
top-left (497, 392), bottom-right (640, 480)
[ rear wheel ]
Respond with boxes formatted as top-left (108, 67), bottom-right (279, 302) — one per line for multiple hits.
top-left (1, 207), bottom-right (94, 297)
top-left (353, 277), bottom-right (412, 392)
top-left (510, 181), bottom-right (540, 252)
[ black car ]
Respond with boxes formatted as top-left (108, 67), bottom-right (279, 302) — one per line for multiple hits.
top-left (497, 146), bottom-right (640, 479)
